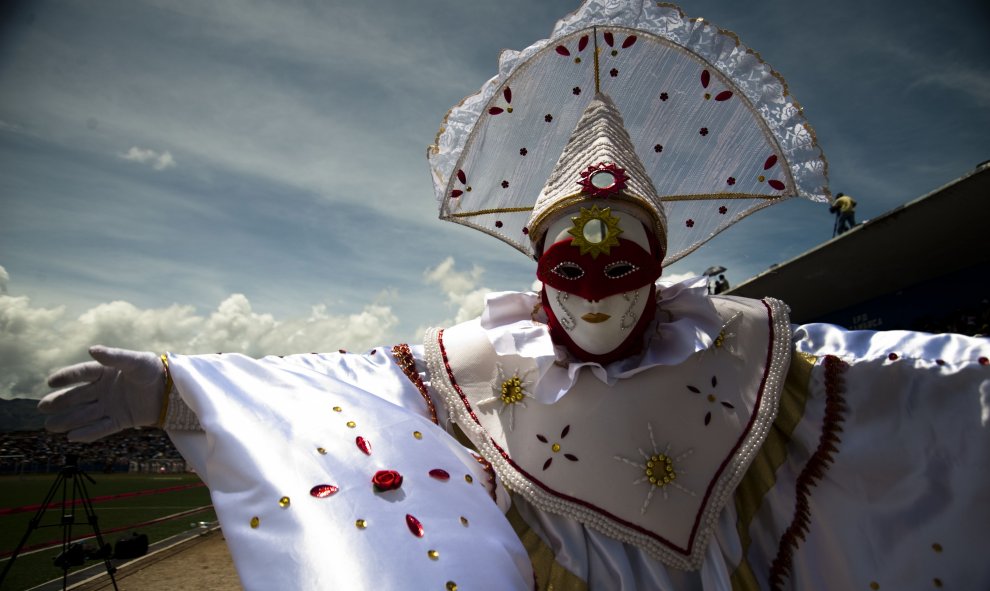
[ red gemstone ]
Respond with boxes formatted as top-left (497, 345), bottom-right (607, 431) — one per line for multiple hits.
top-left (356, 436), bottom-right (372, 455)
top-left (719, 206), bottom-right (728, 214)
top-left (764, 155), bottom-right (778, 170)
top-left (406, 514), bottom-right (424, 537)
top-left (686, 219), bottom-right (695, 228)
top-left (603, 31), bottom-right (614, 47)
top-left (888, 353), bottom-right (899, 361)
top-left (768, 179), bottom-right (786, 190)
top-left (936, 359), bottom-right (945, 365)
top-left (503, 87), bottom-right (512, 103)
top-left (451, 189), bottom-right (463, 198)
top-left (555, 45), bottom-right (570, 56)
top-left (488, 107), bottom-right (504, 115)
top-left (622, 35), bottom-right (637, 48)
top-left (979, 357), bottom-right (989, 366)
top-left (494, 220), bottom-right (503, 228)
top-left (715, 90), bottom-right (733, 101)
top-left (578, 35), bottom-right (589, 52)
top-left (429, 469), bottom-right (450, 481)
top-left (457, 170), bottom-right (466, 184)
top-left (701, 69), bottom-right (711, 88)
top-left (310, 484), bottom-right (339, 498)
top-left (542, 458), bottom-right (553, 471)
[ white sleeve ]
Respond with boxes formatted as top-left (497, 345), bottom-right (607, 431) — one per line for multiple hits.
top-left (165, 350), bottom-right (532, 590)
top-left (764, 324), bottom-right (990, 589)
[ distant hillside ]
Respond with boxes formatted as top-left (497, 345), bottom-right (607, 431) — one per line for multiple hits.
top-left (0, 398), bottom-right (46, 432)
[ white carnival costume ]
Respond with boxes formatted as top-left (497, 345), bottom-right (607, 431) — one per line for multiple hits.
top-left (40, 1), bottom-right (990, 589)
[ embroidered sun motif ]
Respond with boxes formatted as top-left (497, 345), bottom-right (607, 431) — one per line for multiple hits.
top-left (703, 311), bottom-right (744, 361)
top-left (477, 364), bottom-right (533, 431)
top-left (614, 423), bottom-right (696, 514)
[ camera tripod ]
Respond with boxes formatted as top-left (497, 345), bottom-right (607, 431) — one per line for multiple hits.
top-left (0, 455), bottom-right (119, 590)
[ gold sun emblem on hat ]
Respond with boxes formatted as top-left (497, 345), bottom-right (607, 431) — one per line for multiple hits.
top-left (567, 205), bottom-right (623, 258)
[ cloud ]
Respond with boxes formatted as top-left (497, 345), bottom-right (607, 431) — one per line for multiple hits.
top-left (422, 257), bottom-right (492, 326)
top-left (119, 146), bottom-right (176, 171)
top-left (0, 268), bottom-right (397, 400)
top-left (0, 265), bottom-right (8, 294)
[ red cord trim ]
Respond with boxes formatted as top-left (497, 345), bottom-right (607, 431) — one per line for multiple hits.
top-left (391, 344), bottom-right (439, 425)
top-left (768, 354), bottom-right (849, 590)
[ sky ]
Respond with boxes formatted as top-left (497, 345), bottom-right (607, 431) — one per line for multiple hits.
top-left (1, 0), bottom-right (987, 400)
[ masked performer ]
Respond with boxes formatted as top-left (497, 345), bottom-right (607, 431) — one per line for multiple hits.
top-left (39, 1), bottom-right (989, 589)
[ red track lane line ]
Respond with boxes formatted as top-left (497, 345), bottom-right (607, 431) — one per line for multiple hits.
top-left (0, 482), bottom-right (207, 516)
top-left (0, 504), bottom-right (215, 559)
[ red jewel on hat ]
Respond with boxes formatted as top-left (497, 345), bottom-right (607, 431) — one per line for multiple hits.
top-left (576, 162), bottom-right (627, 197)
top-left (356, 436), bottom-right (372, 455)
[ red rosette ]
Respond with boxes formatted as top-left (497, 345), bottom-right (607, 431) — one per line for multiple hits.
top-left (372, 469), bottom-right (403, 492)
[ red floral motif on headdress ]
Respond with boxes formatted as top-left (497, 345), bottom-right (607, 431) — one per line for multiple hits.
top-left (576, 162), bottom-right (627, 197)
top-left (488, 87), bottom-right (513, 115)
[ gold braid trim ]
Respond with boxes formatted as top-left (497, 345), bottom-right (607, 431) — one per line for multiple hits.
top-left (767, 354), bottom-right (849, 590)
top-left (729, 351), bottom-right (815, 590)
top-left (391, 344), bottom-right (439, 425)
top-left (449, 206), bottom-right (534, 218)
top-left (660, 192), bottom-right (788, 202)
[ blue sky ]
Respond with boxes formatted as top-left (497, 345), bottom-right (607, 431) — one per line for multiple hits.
top-left (1, 0), bottom-right (988, 399)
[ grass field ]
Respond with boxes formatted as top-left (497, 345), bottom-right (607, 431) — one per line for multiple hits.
top-left (0, 472), bottom-right (215, 590)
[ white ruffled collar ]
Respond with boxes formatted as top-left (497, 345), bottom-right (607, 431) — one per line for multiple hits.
top-left (479, 276), bottom-right (725, 404)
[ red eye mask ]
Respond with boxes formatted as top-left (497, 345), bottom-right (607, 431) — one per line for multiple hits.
top-left (537, 238), bottom-right (662, 301)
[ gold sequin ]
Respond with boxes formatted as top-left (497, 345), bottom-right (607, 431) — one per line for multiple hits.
top-left (333, 406), bottom-right (342, 412)
top-left (346, 421), bottom-right (356, 428)
top-left (464, 474), bottom-right (473, 484)
top-left (278, 496), bottom-right (290, 508)
top-left (551, 443), bottom-right (561, 453)
top-left (250, 516), bottom-right (260, 528)
top-left (499, 376), bottom-right (526, 404)
top-left (413, 431), bottom-right (423, 439)
top-left (870, 583), bottom-right (880, 590)
top-left (446, 583), bottom-right (458, 591)
top-left (460, 516), bottom-right (469, 526)
top-left (427, 549), bottom-right (439, 560)
top-left (355, 519), bottom-right (367, 529)
top-left (317, 447), bottom-right (327, 455)
top-left (932, 543), bottom-right (943, 553)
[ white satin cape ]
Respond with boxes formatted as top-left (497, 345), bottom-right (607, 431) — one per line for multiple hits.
top-left (164, 280), bottom-right (990, 590)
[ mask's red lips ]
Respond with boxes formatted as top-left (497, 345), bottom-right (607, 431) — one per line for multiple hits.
top-left (581, 312), bottom-right (611, 323)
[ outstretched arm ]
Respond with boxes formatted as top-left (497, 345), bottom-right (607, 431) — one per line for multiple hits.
top-left (38, 346), bottom-right (167, 442)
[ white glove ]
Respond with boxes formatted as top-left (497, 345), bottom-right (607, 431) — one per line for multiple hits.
top-left (38, 346), bottom-right (167, 442)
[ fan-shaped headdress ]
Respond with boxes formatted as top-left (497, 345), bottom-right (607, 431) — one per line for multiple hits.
top-left (428, 0), bottom-right (829, 265)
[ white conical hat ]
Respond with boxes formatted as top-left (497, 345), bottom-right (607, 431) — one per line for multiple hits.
top-left (428, 0), bottom-right (829, 264)
top-left (529, 91), bottom-right (667, 255)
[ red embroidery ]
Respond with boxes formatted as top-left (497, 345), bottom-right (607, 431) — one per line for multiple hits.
top-left (392, 344), bottom-right (438, 425)
top-left (768, 355), bottom-right (848, 590)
